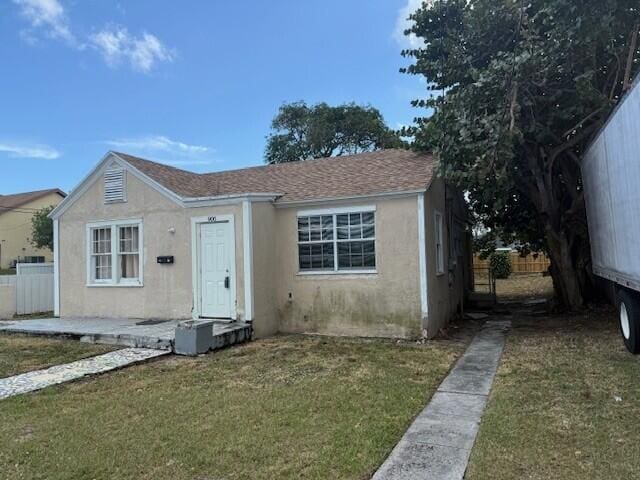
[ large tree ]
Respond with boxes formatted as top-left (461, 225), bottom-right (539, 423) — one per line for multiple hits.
top-left (30, 206), bottom-right (55, 251)
top-left (265, 101), bottom-right (405, 164)
top-left (403, 0), bottom-right (639, 309)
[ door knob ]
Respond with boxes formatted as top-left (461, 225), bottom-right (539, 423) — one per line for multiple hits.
top-left (224, 276), bottom-right (230, 289)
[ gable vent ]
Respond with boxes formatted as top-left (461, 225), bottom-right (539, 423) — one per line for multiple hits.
top-left (104, 168), bottom-right (126, 204)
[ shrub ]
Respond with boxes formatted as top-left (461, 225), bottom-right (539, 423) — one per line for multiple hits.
top-left (489, 251), bottom-right (512, 279)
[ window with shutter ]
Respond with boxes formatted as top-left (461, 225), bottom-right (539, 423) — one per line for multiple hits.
top-left (104, 168), bottom-right (126, 203)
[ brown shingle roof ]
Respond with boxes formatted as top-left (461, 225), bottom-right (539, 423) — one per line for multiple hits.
top-left (116, 149), bottom-right (437, 203)
top-left (0, 188), bottom-right (66, 214)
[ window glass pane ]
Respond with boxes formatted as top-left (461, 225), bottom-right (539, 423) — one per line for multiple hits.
top-left (337, 241), bottom-right (375, 270)
top-left (119, 226), bottom-right (139, 253)
top-left (309, 216), bottom-right (321, 229)
top-left (93, 254), bottom-right (112, 280)
top-left (364, 254), bottom-right (375, 267)
top-left (321, 215), bottom-right (333, 240)
top-left (323, 243), bottom-right (334, 268)
top-left (298, 229), bottom-right (310, 242)
top-left (120, 254), bottom-right (139, 279)
top-left (310, 229), bottom-right (322, 241)
top-left (338, 254), bottom-right (350, 269)
top-left (349, 213), bottom-right (361, 225)
top-left (298, 245), bottom-right (311, 270)
top-left (337, 227), bottom-right (349, 239)
top-left (336, 214), bottom-right (349, 227)
top-left (349, 226), bottom-right (362, 239)
top-left (362, 224), bottom-right (375, 239)
top-left (92, 227), bottom-right (111, 254)
top-left (297, 217), bottom-right (309, 230)
top-left (362, 212), bottom-right (374, 224)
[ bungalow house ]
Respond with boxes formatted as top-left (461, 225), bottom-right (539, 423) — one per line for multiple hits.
top-left (0, 188), bottom-right (66, 269)
top-left (49, 149), bottom-right (471, 339)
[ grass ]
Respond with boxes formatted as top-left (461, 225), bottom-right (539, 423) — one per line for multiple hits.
top-left (0, 334), bottom-right (463, 480)
top-left (0, 334), bottom-right (116, 378)
top-left (495, 273), bottom-right (554, 302)
top-left (466, 306), bottom-right (640, 480)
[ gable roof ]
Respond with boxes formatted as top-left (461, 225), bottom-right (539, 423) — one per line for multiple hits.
top-left (0, 188), bottom-right (66, 215)
top-left (117, 149), bottom-right (437, 203)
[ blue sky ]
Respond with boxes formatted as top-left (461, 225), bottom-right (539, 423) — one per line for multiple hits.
top-left (0, 0), bottom-right (427, 194)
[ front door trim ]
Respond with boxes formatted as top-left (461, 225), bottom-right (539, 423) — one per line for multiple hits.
top-left (191, 214), bottom-right (237, 320)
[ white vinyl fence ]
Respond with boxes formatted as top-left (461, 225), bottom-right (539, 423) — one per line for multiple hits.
top-left (0, 264), bottom-right (54, 316)
top-left (16, 274), bottom-right (54, 315)
top-left (16, 262), bottom-right (54, 275)
top-left (0, 275), bottom-right (16, 286)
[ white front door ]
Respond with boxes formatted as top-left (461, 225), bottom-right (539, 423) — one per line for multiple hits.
top-left (199, 221), bottom-right (233, 318)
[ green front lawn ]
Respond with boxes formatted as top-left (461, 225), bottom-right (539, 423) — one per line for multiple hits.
top-left (467, 308), bottom-right (640, 479)
top-left (0, 334), bottom-right (463, 480)
top-left (0, 334), bottom-right (116, 378)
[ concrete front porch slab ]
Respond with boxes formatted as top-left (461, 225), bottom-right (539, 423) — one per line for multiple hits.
top-left (0, 317), bottom-right (251, 352)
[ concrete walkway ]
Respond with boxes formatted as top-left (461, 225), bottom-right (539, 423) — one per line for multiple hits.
top-left (372, 320), bottom-right (511, 480)
top-left (0, 348), bottom-right (168, 400)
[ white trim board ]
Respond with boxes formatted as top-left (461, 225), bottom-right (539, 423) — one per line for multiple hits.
top-left (53, 218), bottom-right (60, 316)
top-left (276, 189), bottom-right (426, 209)
top-left (297, 204), bottom-right (376, 217)
top-left (190, 214), bottom-right (237, 320)
top-left (242, 200), bottom-right (254, 321)
top-left (49, 151), bottom-right (280, 220)
top-left (417, 193), bottom-right (429, 323)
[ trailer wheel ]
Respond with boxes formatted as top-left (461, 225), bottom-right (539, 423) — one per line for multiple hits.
top-left (617, 289), bottom-right (640, 354)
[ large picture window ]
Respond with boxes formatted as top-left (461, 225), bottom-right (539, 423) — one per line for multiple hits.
top-left (297, 208), bottom-right (376, 273)
top-left (87, 219), bottom-right (143, 286)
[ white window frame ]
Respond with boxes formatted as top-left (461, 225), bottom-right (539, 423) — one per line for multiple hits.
top-left (86, 218), bottom-right (143, 287)
top-left (434, 210), bottom-right (445, 275)
top-left (296, 205), bottom-right (377, 275)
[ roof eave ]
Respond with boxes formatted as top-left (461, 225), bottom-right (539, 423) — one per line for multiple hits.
top-left (273, 188), bottom-right (428, 208)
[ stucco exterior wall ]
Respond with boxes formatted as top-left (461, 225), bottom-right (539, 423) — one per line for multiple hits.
top-left (423, 178), bottom-right (468, 337)
top-left (251, 202), bottom-right (279, 338)
top-left (0, 284), bottom-right (15, 319)
top-left (274, 195), bottom-right (422, 339)
top-left (0, 192), bottom-right (64, 269)
top-left (58, 171), bottom-right (245, 320)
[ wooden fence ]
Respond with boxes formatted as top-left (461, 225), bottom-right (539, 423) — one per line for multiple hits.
top-left (473, 251), bottom-right (551, 274)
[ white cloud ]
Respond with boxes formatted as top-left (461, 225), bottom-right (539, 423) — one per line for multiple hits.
top-left (13, 0), bottom-right (76, 45)
top-left (106, 136), bottom-right (214, 166)
top-left (90, 26), bottom-right (174, 73)
top-left (12, 2), bottom-right (175, 73)
top-left (393, 0), bottom-right (432, 48)
top-left (0, 142), bottom-right (61, 160)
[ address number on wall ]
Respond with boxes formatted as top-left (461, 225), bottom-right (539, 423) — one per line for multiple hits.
top-left (207, 216), bottom-right (216, 223)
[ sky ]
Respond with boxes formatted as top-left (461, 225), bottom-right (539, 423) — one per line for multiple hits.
top-left (0, 0), bottom-right (428, 194)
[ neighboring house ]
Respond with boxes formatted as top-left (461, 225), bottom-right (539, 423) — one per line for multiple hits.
top-left (49, 149), bottom-right (471, 339)
top-left (0, 188), bottom-right (66, 270)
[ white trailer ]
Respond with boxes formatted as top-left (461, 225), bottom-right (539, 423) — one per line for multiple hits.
top-left (582, 75), bottom-right (640, 353)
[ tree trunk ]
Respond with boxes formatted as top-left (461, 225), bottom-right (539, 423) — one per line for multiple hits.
top-left (544, 223), bottom-right (585, 310)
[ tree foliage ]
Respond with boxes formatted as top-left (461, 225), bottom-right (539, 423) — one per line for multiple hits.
top-left (30, 206), bottom-right (55, 251)
top-left (490, 251), bottom-right (512, 279)
top-left (265, 101), bottom-right (405, 164)
top-left (403, 0), bottom-right (639, 309)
